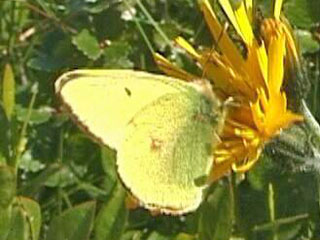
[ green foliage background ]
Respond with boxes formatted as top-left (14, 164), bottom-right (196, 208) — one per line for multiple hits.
top-left (0, 0), bottom-right (320, 239)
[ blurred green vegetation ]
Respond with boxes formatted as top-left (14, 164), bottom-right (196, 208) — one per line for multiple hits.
top-left (0, 0), bottom-right (320, 239)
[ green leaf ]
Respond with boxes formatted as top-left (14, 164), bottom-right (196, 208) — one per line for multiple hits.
top-left (103, 42), bottom-right (133, 69)
top-left (17, 197), bottom-right (42, 240)
top-left (295, 30), bottom-right (320, 54)
top-left (284, 0), bottom-right (320, 29)
top-left (265, 102), bottom-right (320, 173)
top-left (19, 163), bottom-right (61, 197)
top-left (34, 0), bottom-right (57, 19)
top-left (5, 197), bottom-right (41, 240)
top-left (66, 0), bottom-right (118, 14)
top-left (146, 232), bottom-right (172, 240)
top-left (6, 203), bottom-right (29, 240)
top-left (94, 184), bottom-right (128, 240)
top-left (2, 64), bottom-right (15, 121)
top-left (0, 206), bottom-right (12, 239)
top-left (100, 146), bottom-right (117, 195)
top-left (44, 164), bottom-right (78, 188)
top-left (100, 147), bottom-right (117, 180)
top-left (0, 165), bottom-right (16, 209)
top-left (174, 233), bottom-right (195, 240)
top-left (277, 223), bottom-right (303, 240)
top-left (247, 155), bottom-right (275, 191)
top-left (27, 56), bottom-right (65, 72)
top-left (46, 201), bottom-right (96, 240)
top-left (0, 105), bottom-right (9, 163)
top-left (153, 22), bottom-right (180, 51)
top-left (27, 31), bottom-right (78, 72)
top-left (15, 105), bottom-right (52, 125)
top-left (72, 29), bottom-right (102, 60)
top-left (120, 230), bottom-right (143, 240)
top-left (19, 150), bottom-right (45, 173)
top-left (65, 133), bottom-right (100, 165)
top-left (198, 183), bottom-right (233, 240)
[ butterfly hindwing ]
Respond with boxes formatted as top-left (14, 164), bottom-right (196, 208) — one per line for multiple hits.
top-left (118, 91), bottom-right (217, 214)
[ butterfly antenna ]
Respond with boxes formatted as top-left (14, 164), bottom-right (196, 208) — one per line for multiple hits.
top-left (201, 22), bottom-right (229, 79)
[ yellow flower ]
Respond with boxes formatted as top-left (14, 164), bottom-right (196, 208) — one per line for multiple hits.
top-left (154, 0), bottom-right (303, 181)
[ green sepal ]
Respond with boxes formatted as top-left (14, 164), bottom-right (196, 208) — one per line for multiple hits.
top-left (0, 165), bottom-right (16, 209)
top-left (265, 101), bottom-right (320, 173)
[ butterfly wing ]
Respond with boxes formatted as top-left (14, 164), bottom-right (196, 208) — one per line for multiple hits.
top-left (117, 89), bottom-right (220, 214)
top-left (56, 70), bottom-right (190, 149)
top-left (56, 69), bottom-right (222, 214)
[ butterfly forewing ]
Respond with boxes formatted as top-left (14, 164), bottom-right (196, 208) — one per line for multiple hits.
top-left (56, 70), bottom-right (190, 149)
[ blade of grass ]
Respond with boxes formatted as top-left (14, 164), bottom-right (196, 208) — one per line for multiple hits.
top-left (253, 213), bottom-right (308, 232)
top-left (268, 183), bottom-right (278, 240)
top-left (123, 0), bottom-right (155, 54)
top-left (134, 0), bottom-right (173, 48)
top-left (18, 163), bottom-right (62, 196)
top-left (7, 0), bottom-right (16, 57)
top-left (11, 83), bottom-right (38, 172)
top-left (230, 173), bottom-right (240, 233)
top-left (312, 55), bottom-right (319, 115)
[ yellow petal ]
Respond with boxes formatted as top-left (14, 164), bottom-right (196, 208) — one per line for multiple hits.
top-left (175, 37), bottom-right (201, 59)
top-left (282, 18), bottom-right (300, 66)
top-left (232, 154), bottom-right (259, 172)
top-left (219, 0), bottom-right (268, 88)
top-left (273, 0), bottom-right (283, 20)
top-left (245, 0), bottom-right (253, 23)
top-left (233, 0), bottom-right (255, 45)
top-left (208, 160), bottom-right (232, 182)
top-left (282, 111), bottom-right (304, 126)
top-left (198, 0), bottom-right (245, 71)
top-left (256, 42), bottom-right (268, 85)
top-left (174, 37), bottom-right (245, 96)
top-left (268, 32), bottom-right (285, 95)
top-left (245, 42), bottom-right (268, 91)
top-left (250, 100), bottom-right (265, 132)
top-left (218, 0), bottom-right (255, 45)
top-left (156, 0), bottom-right (305, 182)
top-left (219, 0), bottom-right (244, 39)
top-left (153, 53), bottom-right (197, 81)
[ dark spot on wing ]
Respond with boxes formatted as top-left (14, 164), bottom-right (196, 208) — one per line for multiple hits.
top-left (150, 138), bottom-right (163, 151)
top-left (125, 87), bottom-right (132, 96)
